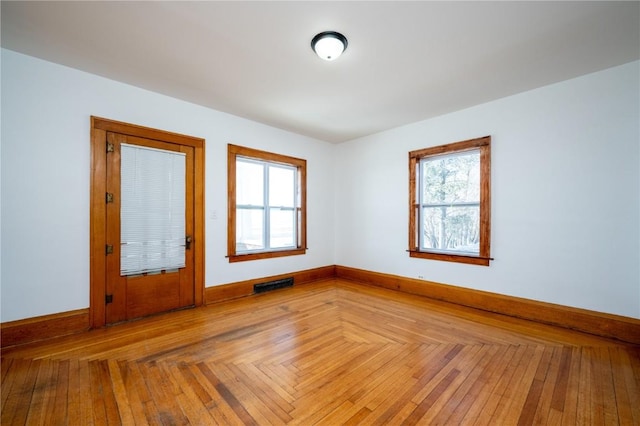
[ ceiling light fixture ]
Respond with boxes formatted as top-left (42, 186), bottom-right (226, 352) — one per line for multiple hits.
top-left (311, 31), bottom-right (348, 61)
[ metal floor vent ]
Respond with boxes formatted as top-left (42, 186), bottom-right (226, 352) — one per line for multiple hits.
top-left (254, 277), bottom-right (294, 294)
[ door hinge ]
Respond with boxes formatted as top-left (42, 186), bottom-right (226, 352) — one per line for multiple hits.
top-left (105, 294), bottom-right (113, 304)
top-left (106, 142), bottom-right (114, 153)
top-left (185, 235), bottom-right (192, 250)
top-left (105, 244), bottom-right (113, 255)
top-left (106, 192), bottom-right (114, 203)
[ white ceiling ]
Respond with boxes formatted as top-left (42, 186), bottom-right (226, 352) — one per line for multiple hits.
top-left (2, 1), bottom-right (639, 143)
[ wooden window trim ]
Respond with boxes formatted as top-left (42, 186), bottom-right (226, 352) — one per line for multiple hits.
top-left (227, 144), bottom-right (307, 263)
top-left (90, 116), bottom-right (206, 328)
top-left (408, 136), bottom-right (491, 266)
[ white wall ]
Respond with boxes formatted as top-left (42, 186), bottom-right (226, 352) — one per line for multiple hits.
top-left (0, 49), bottom-right (336, 322)
top-left (335, 61), bottom-right (640, 319)
top-left (2, 49), bottom-right (638, 323)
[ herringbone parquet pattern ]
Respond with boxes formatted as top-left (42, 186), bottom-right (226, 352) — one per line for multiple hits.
top-left (2, 279), bottom-right (639, 425)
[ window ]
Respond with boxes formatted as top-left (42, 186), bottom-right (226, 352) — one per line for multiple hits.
top-left (227, 144), bottom-right (306, 262)
top-left (409, 136), bottom-right (491, 266)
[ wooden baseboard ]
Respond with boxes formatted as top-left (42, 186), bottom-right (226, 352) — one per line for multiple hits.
top-left (205, 265), bottom-right (336, 305)
top-left (4, 265), bottom-right (637, 348)
top-left (0, 267), bottom-right (335, 349)
top-left (1, 309), bottom-right (90, 349)
top-left (335, 265), bottom-right (640, 344)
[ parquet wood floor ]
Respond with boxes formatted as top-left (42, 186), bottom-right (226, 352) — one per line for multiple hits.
top-left (2, 279), bottom-right (639, 425)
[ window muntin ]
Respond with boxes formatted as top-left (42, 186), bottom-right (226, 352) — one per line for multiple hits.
top-left (409, 136), bottom-right (491, 266)
top-left (228, 144), bottom-right (306, 262)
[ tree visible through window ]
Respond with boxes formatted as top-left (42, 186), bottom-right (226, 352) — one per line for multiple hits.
top-left (409, 136), bottom-right (491, 266)
top-left (227, 144), bottom-right (306, 262)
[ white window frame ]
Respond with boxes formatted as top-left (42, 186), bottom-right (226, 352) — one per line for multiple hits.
top-left (235, 157), bottom-right (298, 254)
top-left (417, 150), bottom-right (480, 255)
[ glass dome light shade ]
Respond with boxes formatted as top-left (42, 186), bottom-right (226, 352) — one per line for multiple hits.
top-left (311, 31), bottom-right (348, 61)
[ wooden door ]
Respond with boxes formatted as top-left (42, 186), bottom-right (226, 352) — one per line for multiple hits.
top-left (104, 133), bottom-right (195, 324)
top-left (90, 116), bottom-right (205, 328)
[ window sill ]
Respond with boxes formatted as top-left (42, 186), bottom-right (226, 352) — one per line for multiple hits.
top-left (408, 250), bottom-right (491, 266)
top-left (228, 248), bottom-right (306, 263)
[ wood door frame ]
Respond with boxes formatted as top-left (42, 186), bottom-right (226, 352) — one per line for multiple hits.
top-left (90, 116), bottom-right (205, 328)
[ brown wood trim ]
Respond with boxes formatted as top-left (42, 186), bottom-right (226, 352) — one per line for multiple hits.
top-left (90, 126), bottom-right (107, 328)
top-left (408, 250), bottom-right (490, 266)
top-left (5, 265), bottom-right (637, 347)
top-left (335, 265), bottom-right (640, 344)
top-left (1, 266), bottom-right (333, 348)
top-left (408, 135), bottom-right (490, 158)
top-left (1, 309), bottom-right (90, 348)
top-left (92, 116), bottom-right (204, 148)
top-left (408, 156), bottom-right (417, 252)
top-left (193, 139), bottom-right (206, 307)
top-left (228, 144), bottom-right (306, 167)
top-left (205, 265), bottom-right (336, 304)
top-left (479, 141), bottom-right (491, 259)
top-left (227, 145), bottom-right (237, 258)
top-left (228, 248), bottom-right (307, 263)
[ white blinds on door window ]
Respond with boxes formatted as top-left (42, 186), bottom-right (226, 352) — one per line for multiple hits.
top-left (120, 143), bottom-right (186, 276)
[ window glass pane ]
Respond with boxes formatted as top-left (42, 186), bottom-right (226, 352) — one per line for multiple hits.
top-left (120, 144), bottom-right (185, 276)
top-left (269, 208), bottom-right (295, 248)
top-left (422, 150), bottom-right (479, 204)
top-left (236, 160), bottom-right (264, 205)
top-left (269, 166), bottom-right (295, 207)
top-left (236, 208), bottom-right (264, 251)
top-left (421, 205), bottom-right (479, 254)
